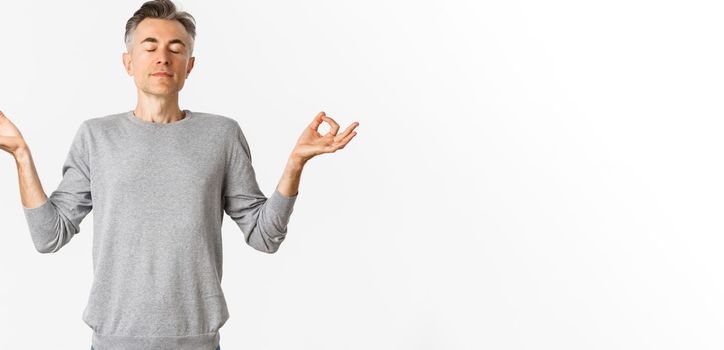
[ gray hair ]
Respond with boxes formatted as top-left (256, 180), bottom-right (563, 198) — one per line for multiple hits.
top-left (124, 0), bottom-right (196, 55)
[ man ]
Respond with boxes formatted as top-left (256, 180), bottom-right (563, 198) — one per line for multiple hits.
top-left (0, 0), bottom-right (359, 349)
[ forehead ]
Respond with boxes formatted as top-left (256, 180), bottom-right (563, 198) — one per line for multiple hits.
top-left (134, 18), bottom-right (190, 43)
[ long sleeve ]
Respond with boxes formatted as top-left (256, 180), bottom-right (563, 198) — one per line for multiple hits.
top-left (222, 122), bottom-right (297, 254)
top-left (22, 121), bottom-right (93, 254)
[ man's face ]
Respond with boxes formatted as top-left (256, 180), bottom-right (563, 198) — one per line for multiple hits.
top-left (122, 18), bottom-right (195, 97)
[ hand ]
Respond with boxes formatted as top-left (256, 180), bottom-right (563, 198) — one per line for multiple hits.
top-left (291, 111), bottom-right (359, 164)
top-left (0, 110), bottom-right (28, 157)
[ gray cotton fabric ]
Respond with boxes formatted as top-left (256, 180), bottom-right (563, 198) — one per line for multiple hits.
top-left (22, 109), bottom-right (298, 350)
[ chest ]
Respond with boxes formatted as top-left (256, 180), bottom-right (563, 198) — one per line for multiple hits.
top-left (90, 130), bottom-right (227, 209)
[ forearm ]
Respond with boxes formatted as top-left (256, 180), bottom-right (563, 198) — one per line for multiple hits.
top-left (275, 156), bottom-right (305, 197)
top-left (14, 147), bottom-right (48, 209)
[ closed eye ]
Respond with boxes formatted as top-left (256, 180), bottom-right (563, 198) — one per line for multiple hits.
top-left (146, 49), bottom-right (180, 54)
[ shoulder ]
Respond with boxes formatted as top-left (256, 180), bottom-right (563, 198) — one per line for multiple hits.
top-left (81, 111), bottom-right (127, 132)
top-left (189, 111), bottom-right (252, 145)
top-left (192, 112), bottom-right (256, 156)
top-left (187, 111), bottom-right (242, 131)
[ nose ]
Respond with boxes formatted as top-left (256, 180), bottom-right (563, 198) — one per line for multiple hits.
top-left (155, 51), bottom-right (172, 65)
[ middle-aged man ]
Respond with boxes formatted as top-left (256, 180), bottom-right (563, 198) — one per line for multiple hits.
top-left (0, 0), bottom-right (359, 349)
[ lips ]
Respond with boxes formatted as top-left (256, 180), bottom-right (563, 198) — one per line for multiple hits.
top-left (151, 72), bottom-right (173, 77)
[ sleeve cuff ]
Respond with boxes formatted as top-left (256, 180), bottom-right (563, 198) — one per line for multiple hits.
top-left (268, 189), bottom-right (298, 216)
top-left (23, 199), bottom-right (58, 235)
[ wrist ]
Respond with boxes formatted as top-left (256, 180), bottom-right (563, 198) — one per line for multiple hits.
top-left (13, 145), bottom-right (31, 162)
top-left (288, 155), bottom-right (307, 169)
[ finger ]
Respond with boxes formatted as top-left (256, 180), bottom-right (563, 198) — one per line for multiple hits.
top-left (332, 131), bottom-right (357, 151)
top-left (337, 131), bottom-right (357, 150)
top-left (334, 122), bottom-right (359, 143)
top-left (322, 116), bottom-right (340, 136)
top-left (308, 111), bottom-right (325, 132)
top-left (0, 110), bottom-right (5, 119)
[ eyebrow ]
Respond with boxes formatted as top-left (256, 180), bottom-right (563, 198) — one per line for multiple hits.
top-left (140, 37), bottom-right (186, 47)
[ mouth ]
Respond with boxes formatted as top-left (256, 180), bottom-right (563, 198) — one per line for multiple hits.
top-left (151, 73), bottom-right (173, 77)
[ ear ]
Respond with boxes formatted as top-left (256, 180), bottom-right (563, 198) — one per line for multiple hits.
top-left (122, 52), bottom-right (133, 76)
top-left (186, 56), bottom-right (195, 78)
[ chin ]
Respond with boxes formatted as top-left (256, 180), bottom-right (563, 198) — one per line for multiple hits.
top-left (141, 87), bottom-right (179, 97)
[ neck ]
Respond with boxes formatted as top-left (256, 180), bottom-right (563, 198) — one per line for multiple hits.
top-left (133, 92), bottom-right (184, 124)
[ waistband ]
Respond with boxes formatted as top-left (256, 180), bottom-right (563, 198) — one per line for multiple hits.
top-left (92, 330), bottom-right (219, 350)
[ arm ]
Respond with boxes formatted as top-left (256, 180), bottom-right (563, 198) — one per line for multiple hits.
top-left (275, 157), bottom-right (304, 198)
top-left (15, 147), bottom-right (50, 208)
top-left (2, 112), bottom-right (93, 254)
top-left (15, 146), bottom-right (50, 210)
top-left (23, 122), bottom-right (93, 254)
top-left (224, 111), bottom-right (358, 254)
top-left (223, 122), bottom-right (298, 254)
top-left (0, 111), bottom-right (48, 209)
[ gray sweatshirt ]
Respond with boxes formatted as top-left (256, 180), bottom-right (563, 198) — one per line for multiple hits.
top-left (22, 109), bottom-right (298, 350)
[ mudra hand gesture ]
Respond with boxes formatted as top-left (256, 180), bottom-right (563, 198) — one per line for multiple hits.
top-left (291, 111), bottom-right (359, 164)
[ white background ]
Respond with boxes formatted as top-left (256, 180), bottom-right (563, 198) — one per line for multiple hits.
top-left (1, 0), bottom-right (723, 349)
